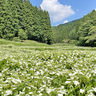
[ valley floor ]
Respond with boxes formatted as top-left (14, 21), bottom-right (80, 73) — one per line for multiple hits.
top-left (0, 39), bottom-right (96, 96)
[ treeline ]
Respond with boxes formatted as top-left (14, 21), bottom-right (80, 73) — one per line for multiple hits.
top-left (0, 0), bottom-right (53, 44)
top-left (52, 10), bottom-right (96, 46)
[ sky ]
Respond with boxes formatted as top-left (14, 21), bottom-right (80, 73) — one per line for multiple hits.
top-left (29, 0), bottom-right (96, 26)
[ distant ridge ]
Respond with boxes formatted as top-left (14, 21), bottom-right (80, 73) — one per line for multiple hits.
top-left (52, 9), bottom-right (96, 45)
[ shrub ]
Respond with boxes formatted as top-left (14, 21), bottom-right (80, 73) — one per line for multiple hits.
top-left (69, 40), bottom-right (77, 44)
top-left (62, 39), bottom-right (70, 43)
top-left (18, 29), bottom-right (27, 40)
top-left (12, 37), bottom-right (21, 42)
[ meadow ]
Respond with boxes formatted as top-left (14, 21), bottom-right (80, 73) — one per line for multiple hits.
top-left (0, 39), bottom-right (96, 96)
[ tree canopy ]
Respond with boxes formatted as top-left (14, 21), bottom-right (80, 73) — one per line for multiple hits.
top-left (52, 10), bottom-right (96, 46)
top-left (0, 0), bottom-right (53, 44)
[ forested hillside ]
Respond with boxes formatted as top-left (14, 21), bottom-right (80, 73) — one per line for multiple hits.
top-left (0, 0), bottom-right (53, 44)
top-left (52, 19), bottom-right (80, 43)
top-left (52, 10), bottom-right (96, 46)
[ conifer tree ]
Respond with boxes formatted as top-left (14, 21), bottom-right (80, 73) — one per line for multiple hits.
top-left (2, 0), bottom-right (15, 40)
top-left (0, 0), bottom-right (5, 38)
top-left (0, 0), bottom-right (53, 44)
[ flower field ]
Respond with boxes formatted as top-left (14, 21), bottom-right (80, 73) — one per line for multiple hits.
top-left (0, 40), bottom-right (96, 96)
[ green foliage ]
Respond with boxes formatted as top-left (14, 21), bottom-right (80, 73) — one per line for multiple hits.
top-left (69, 40), bottom-right (77, 44)
top-left (0, 39), bottom-right (49, 47)
top-left (88, 26), bottom-right (96, 35)
top-left (69, 29), bottom-right (77, 40)
top-left (12, 37), bottom-right (21, 42)
top-left (0, 0), bottom-right (53, 44)
top-left (76, 20), bottom-right (93, 46)
top-left (62, 39), bottom-right (70, 43)
top-left (52, 20), bottom-right (80, 43)
top-left (77, 20), bottom-right (93, 37)
top-left (52, 9), bottom-right (96, 47)
top-left (85, 26), bottom-right (96, 46)
top-left (93, 18), bottom-right (96, 26)
top-left (0, 59), bottom-right (7, 72)
top-left (18, 29), bottom-right (27, 40)
top-left (0, 41), bottom-right (96, 95)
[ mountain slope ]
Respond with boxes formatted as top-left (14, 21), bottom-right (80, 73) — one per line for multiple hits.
top-left (0, 0), bottom-right (53, 44)
top-left (52, 19), bottom-right (80, 43)
top-left (52, 9), bottom-right (96, 45)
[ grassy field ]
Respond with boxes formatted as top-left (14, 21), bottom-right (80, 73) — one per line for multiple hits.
top-left (0, 39), bottom-right (96, 96)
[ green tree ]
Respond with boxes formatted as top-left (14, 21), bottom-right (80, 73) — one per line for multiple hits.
top-left (85, 26), bottom-right (96, 46)
top-left (76, 20), bottom-right (93, 46)
top-left (0, 0), bottom-right (53, 44)
top-left (93, 18), bottom-right (96, 26)
top-left (0, 0), bottom-right (5, 38)
top-left (8, 0), bottom-right (19, 37)
top-left (2, 0), bottom-right (15, 40)
top-left (18, 29), bottom-right (27, 40)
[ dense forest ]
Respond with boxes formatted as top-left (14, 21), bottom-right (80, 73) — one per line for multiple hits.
top-left (1, 0), bottom-right (96, 46)
top-left (0, 0), bottom-right (53, 44)
top-left (52, 10), bottom-right (96, 46)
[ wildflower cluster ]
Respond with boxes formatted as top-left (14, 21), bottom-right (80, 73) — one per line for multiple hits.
top-left (0, 44), bottom-right (96, 95)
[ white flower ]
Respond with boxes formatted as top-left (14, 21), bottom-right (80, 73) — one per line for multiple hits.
top-left (40, 88), bottom-right (44, 91)
top-left (17, 78), bottom-right (21, 83)
top-left (0, 73), bottom-right (2, 77)
top-left (92, 87), bottom-right (96, 92)
top-left (46, 88), bottom-right (52, 94)
top-left (12, 87), bottom-right (16, 90)
top-left (35, 71), bottom-right (40, 75)
top-left (73, 81), bottom-right (80, 86)
top-left (58, 94), bottom-right (63, 96)
top-left (71, 76), bottom-right (74, 80)
top-left (60, 86), bottom-right (64, 89)
top-left (12, 78), bottom-right (21, 84)
top-left (25, 94), bottom-right (30, 96)
top-left (58, 90), bottom-right (67, 94)
top-left (46, 88), bottom-right (54, 94)
top-left (27, 87), bottom-right (31, 89)
top-left (2, 68), bottom-right (8, 72)
top-left (88, 92), bottom-right (95, 96)
top-left (39, 93), bottom-right (42, 96)
top-left (6, 90), bottom-right (12, 95)
top-left (65, 81), bottom-right (71, 84)
top-left (0, 87), bottom-right (2, 91)
top-left (29, 92), bottom-right (33, 94)
top-left (69, 73), bottom-right (73, 76)
top-left (80, 89), bottom-right (85, 93)
top-left (40, 70), bottom-right (44, 75)
top-left (20, 92), bottom-right (25, 94)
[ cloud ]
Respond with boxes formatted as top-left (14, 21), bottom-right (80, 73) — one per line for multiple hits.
top-left (40, 0), bottom-right (75, 23)
top-left (77, 9), bottom-right (79, 11)
top-left (63, 20), bottom-right (68, 24)
top-left (56, 24), bottom-right (59, 26)
top-left (95, 9), bottom-right (96, 11)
